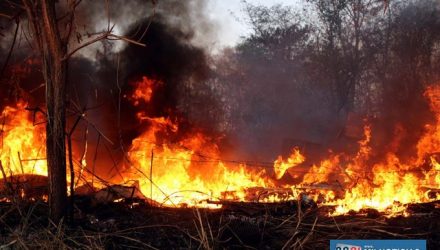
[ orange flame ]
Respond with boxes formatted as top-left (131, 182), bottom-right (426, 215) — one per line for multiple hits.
top-left (0, 100), bottom-right (47, 176)
top-left (126, 110), bottom-right (273, 207)
top-left (273, 148), bottom-right (305, 179)
top-left (122, 78), bottom-right (440, 211)
top-left (129, 76), bottom-right (161, 106)
top-left (1, 76), bottom-right (439, 215)
top-left (287, 87), bottom-right (440, 215)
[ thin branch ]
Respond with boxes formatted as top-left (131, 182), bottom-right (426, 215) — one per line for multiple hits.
top-left (91, 134), bottom-right (101, 189)
top-left (63, 31), bottom-right (112, 60)
top-left (63, 32), bottom-right (147, 60)
top-left (1, 17), bottom-right (20, 78)
top-left (61, 0), bottom-right (152, 60)
top-left (61, 0), bottom-right (80, 44)
top-left (22, 0), bottom-right (43, 52)
top-left (106, 0), bottom-right (110, 32)
top-left (107, 34), bottom-right (146, 47)
top-left (56, 0), bottom-right (82, 22)
top-left (136, 0), bottom-right (157, 42)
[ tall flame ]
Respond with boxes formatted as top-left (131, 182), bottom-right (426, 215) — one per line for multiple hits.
top-left (126, 117), bottom-right (273, 207)
top-left (283, 86), bottom-right (440, 215)
top-left (0, 100), bottom-right (46, 176)
top-left (0, 77), bottom-right (439, 215)
top-left (125, 77), bottom-right (274, 207)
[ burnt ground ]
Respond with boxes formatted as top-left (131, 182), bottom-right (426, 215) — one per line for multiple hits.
top-left (0, 198), bottom-right (439, 249)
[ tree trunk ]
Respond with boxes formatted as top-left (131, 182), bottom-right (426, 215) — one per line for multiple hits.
top-left (45, 55), bottom-right (67, 223)
top-left (24, 0), bottom-right (68, 223)
top-left (42, 0), bottom-right (68, 223)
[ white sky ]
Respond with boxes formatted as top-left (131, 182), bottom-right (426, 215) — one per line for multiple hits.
top-left (205, 0), bottom-right (303, 48)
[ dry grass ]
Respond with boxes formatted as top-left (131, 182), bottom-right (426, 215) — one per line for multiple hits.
top-left (0, 198), bottom-right (439, 249)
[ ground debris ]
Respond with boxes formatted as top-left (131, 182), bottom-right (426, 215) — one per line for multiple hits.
top-left (0, 199), bottom-right (439, 249)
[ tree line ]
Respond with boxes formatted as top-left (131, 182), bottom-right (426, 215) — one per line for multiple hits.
top-left (179, 0), bottom-right (440, 162)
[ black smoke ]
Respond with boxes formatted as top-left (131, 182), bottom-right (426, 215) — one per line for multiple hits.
top-left (0, 0), bottom-right (217, 180)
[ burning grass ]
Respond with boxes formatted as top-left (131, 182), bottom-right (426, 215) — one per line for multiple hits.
top-left (0, 198), bottom-right (439, 249)
top-left (1, 80), bottom-right (440, 216)
top-left (0, 78), bottom-right (440, 249)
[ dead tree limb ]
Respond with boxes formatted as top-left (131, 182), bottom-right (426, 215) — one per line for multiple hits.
top-left (0, 17), bottom-right (20, 78)
top-left (67, 111), bottom-right (83, 223)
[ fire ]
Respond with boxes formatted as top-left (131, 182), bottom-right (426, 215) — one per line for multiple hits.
top-left (121, 77), bottom-right (440, 211)
top-left (273, 148), bottom-right (305, 179)
top-left (1, 75), bottom-right (439, 215)
top-left (126, 121), bottom-right (273, 207)
top-left (428, 157), bottom-right (440, 191)
top-left (129, 76), bottom-right (161, 106)
top-left (331, 153), bottom-right (424, 215)
top-left (284, 86), bottom-right (440, 215)
top-left (0, 100), bottom-right (47, 176)
top-left (290, 123), bottom-right (439, 215)
top-left (125, 78), bottom-right (274, 206)
top-left (416, 85), bottom-right (440, 164)
top-left (0, 100), bottom-right (90, 197)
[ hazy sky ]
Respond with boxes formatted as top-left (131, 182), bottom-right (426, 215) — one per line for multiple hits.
top-left (75, 0), bottom-right (305, 58)
top-left (205, 0), bottom-right (303, 48)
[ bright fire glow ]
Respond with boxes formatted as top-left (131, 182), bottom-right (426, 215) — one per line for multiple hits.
top-left (0, 100), bottom-right (47, 176)
top-left (1, 76), bottom-right (439, 216)
top-left (125, 80), bottom-right (275, 206)
top-left (288, 86), bottom-right (440, 215)
top-left (274, 148), bottom-right (305, 179)
top-left (129, 76), bottom-right (160, 106)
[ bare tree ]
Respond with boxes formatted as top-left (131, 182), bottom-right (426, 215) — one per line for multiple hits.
top-left (1, 0), bottom-right (151, 223)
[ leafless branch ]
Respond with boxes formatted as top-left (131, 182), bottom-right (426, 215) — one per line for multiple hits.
top-left (1, 17), bottom-right (20, 78)
top-left (136, 0), bottom-right (157, 42)
top-left (107, 34), bottom-right (147, 47)
top-left (61, 0), bottom-right (152, 61)
top-left (56, 0), bottom-right (82, 22)
top-left (63, 31), bottom-right (146, 60)
top-left (21, 0), bottom-right (44, 52)
top-left (63, 31), bottom-right (111, 60)
top-left (62, 0), bottom-right (80, 44)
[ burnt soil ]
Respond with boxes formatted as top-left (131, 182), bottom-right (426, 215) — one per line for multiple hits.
top-left (0, 198), bottom-right (439, 249)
